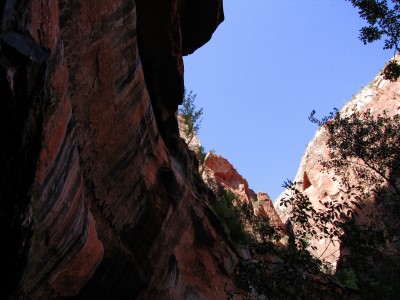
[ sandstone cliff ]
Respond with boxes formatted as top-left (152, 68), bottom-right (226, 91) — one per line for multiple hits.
top-left (202, 153), bottom-right (285, 231)
top-left (275, 60), bottom-right (400, 268)
top-left (0, 1), bottom-right (243, 299)
top-left (178, 117), bottom-right (284, 231)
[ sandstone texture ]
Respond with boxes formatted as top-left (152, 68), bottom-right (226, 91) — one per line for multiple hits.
top-left (178, 114), bottom-right (285, 231)
top-left (0, 1), bottom-right (240, 299)
top-left (202, 153), bottom-right (285, 230)
top-left (275, 62), bottom-right (400, 268)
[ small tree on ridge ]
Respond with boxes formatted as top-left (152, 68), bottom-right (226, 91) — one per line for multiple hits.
top-left (179, 90), bottom-right (203, 145)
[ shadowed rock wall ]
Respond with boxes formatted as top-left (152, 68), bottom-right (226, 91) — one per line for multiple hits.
top-left (0, 1), bottom-right (232, 299)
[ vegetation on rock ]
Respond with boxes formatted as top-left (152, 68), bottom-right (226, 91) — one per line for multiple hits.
top-left (211, 187), bottom-right (278, 246)
top-left (282, 108), bottom-right (400, 299)
top-left (347, 0), bottom-right (400, 80)
top-left (179, 90), bottom-right (203, 145)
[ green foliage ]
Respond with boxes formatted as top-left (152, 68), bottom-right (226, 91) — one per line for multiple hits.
top-left (211, 187), bottom-right (278, 245)
top-left (211, 187), bottom-right (251, 244)
top-left (323, 109), bottom-right (400, 198)
top-left (322, 109), bottom-right (400, 296)
top-left (281, 180), bottom-right (357, 255)
top-left (335, 267), bottom-right (358, 288)
top-left (242, 201), bottom-right (279, 243)
top-left (285, 109), bottom-right (400, 297)
top-left (196, 145), bottom-right (207, 165)
top-left (347, 0), bottom-right (400, 80)
top-left (296, 109), bottom-right (400, 245)
top-left (383, 59), bottom-right (400, 81)
top-left (235, 245), bottom-right (323, 299)
top-left (179, 90), bottom-right (203, 144)
top-left (251, 214), bottom-right (277, 243)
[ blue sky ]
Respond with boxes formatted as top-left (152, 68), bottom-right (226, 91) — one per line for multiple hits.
top-left (183, 0), bottom-right (394, 200)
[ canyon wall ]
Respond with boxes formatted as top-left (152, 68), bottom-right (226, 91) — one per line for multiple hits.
top-left (202, 153), bottom-right (284, 230)
top-left (275, 63), bottom-right (400, 268)
top-left (178, 119), bottom-right (284, 231)
top-left (0, 1), bottom-right (243, 299)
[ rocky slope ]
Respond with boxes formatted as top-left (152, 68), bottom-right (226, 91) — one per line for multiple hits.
top-left (0, 1), bottom-right (243, 299)
top-left (178, 117), bottom-right (284, 231)
top-left (274, 60), bottom-right (400, 269)
top-left (202, 153), bottom-right (285, 230)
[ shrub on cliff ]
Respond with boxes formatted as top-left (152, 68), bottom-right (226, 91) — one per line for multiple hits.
top-left (211, 187), bottom-right (278, 246)
top-left (283, 109), bottom-right (400, 298)
top-left (179, 90), bottom-right (203, 145)
top-left (211, 187), bottom-right (251, 244)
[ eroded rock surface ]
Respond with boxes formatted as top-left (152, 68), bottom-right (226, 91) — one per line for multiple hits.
top-left (0, 1), bottom-right (235, 299)
top-left (202, 153), bottom-right (284, 230)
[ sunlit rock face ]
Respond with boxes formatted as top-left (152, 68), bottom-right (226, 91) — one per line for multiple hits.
top-left (0, 1), bottom-right (239, 299)
top-left (203, 153), bottom-right (256, 203)
top-left (256, 192), bottom-right (285, 231)
top-left (202, 153), bottom-right (285, 230)
top-left (275, 64), bottom-right (400, 269)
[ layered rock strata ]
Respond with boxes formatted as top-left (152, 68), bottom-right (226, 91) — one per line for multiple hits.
top-left (0, 1), bottom-right (240, 299)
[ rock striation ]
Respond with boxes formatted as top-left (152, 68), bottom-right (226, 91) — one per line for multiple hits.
top-left (274, 61), bottom-right (400, 268)
top-left (0, 1), bottom-right (240, 299)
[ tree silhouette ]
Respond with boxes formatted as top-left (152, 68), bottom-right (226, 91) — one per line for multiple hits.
top-left (347, 0), bottom-right (400, 80)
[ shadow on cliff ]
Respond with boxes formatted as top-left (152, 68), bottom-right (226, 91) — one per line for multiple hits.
top-left (0, 36), bottom-right (47, 297)
top-left (336, 181), bottom-right (400, 300)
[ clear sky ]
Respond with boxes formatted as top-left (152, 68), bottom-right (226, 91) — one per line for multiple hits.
top-left (183, 0), bottom-right (394, 201)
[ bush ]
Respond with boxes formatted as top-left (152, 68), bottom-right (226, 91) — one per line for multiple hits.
top-left (211, 187), bottom-right (251, 244)
top-left (211, 187), bottom-right (278, 245)
top-left (283, 108), bottom-right (400, 298)
top-left (335, 267), bottom-right (358, 288)
top-left (179, 90), bottom-right (203, 144)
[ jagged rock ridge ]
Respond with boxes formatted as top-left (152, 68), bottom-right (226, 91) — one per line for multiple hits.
top-left (178, 117), bottom-right (285, 231)
top-left (202, 153), bottom-right (285, 230)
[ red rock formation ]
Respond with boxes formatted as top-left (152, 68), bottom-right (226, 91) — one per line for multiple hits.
top-left (203, 153), bottom-right (285, 230)
top-left (275, 63), bottom-right (400, 268)
top-left (0, 1), bottom-right (241, 299)
top-left (203, 153), bottom-right (256, 203)
top-left (256, 192), bottom-right (285, 231)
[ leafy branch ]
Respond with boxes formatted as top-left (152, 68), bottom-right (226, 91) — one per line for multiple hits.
top-left (346, 0), bottom-right (400, 80)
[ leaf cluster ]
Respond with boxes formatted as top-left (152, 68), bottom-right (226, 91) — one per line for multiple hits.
top-left (235, 243), bottom-right (322, 299)
top-left (347, 0), bottom-right (400, 49)
top-left (324, 109), bottom-right (400, 198)
top-left (281, 180), bottom-right (358, 256)
top-left (196, 145), bottom-right (207, 165)
top-left (282, 109), bottom-right (400, 269)
top-left (347, 0), bottom-right (400, 80)
top-left (383, 59), bottom-right (400, 80)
